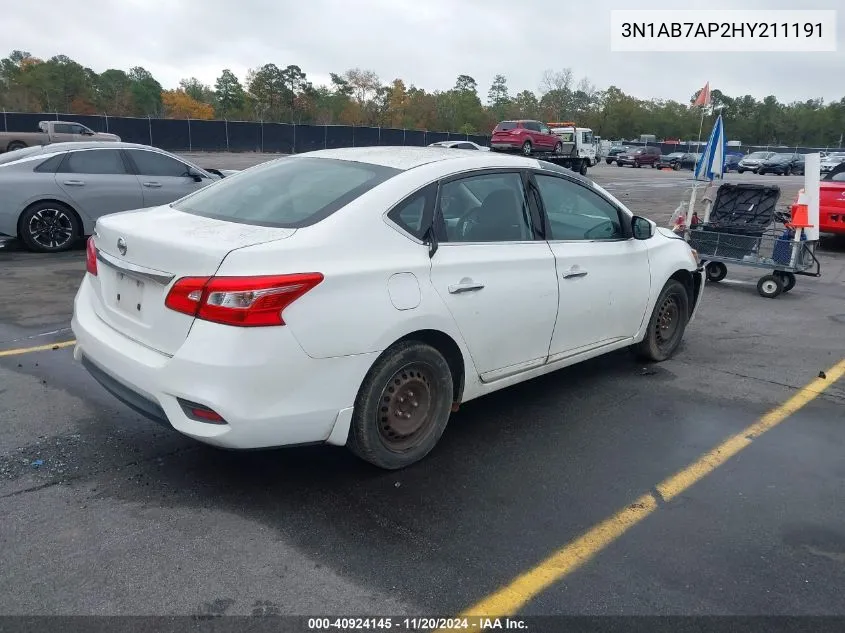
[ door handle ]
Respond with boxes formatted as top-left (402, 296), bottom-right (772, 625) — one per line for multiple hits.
top-left (63, 180), bottom-right (85, 186)
top-left (448, 280), bottom-right (485, 294)
top-left (142, 182), bottom-right (162, 188)
top-left (562, 268), bottom-right (588, 279)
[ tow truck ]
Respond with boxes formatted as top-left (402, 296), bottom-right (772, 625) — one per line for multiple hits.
top-left (489, 119), bottom-right (596, 176)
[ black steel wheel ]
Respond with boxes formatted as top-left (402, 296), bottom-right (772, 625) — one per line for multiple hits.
top-left (634, 279), bottom-right (689, 362)
top-left (348, 340), bottom-right (454, 469)
top-left (19, 201), bottom-right (81, 253)
top-left (705, 262), bottom-right (728, 282)
top-left (774, 271), bottom-right (796, 292)
top-left (757, 274), bottom-right (783, 298)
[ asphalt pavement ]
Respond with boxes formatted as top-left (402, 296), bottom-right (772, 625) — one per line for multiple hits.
top-left (1, 159), bottom-right (844, 619)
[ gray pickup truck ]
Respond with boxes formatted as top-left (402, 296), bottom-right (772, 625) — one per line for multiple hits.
top-left (0, 120), bottom-right (120, 153)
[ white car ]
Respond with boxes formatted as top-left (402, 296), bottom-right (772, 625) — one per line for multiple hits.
top-left (820, 152), bottom-right (845, 174)
top-left (428, 141), bottom-right (490, 151)
top-left (71, 147), bottom-right (704, 470)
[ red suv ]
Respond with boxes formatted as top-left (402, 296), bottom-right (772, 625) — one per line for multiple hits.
top-left (616, 146), bottom-right (662, 167)
top-left (490, 120), bottom-right (563, 155)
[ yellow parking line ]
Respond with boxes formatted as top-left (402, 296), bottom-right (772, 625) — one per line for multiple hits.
top-left (446, 357), bottom-right (845, 623)
top-left (0, 340), bottom-right (76, 358)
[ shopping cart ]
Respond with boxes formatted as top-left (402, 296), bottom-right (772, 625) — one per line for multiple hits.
top-left (683, 183), bottom-right (821, 298)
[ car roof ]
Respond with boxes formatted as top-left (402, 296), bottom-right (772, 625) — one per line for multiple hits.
top-left (11, 141), bottom-right (165, 154)
top-left (297, 146), bottom-right (529, 170)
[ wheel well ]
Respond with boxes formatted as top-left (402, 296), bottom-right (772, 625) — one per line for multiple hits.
top-left (669, 269), bottom-right (696, 318)
top-left (395, 329), bottom-right (465, 405)
top-left (17, 199), bottom-right (83, 239)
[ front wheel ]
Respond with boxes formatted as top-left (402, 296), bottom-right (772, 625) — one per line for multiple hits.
top-left (579, 160), bottom-right (588, 175)
top-left (606, 158), bottom-right (613, 165)
top-left (672, 163), bottom-right (680, 171)
top-left (347, 341), bottom-right (454, 470)
top-left (19, 201), bottom-right (81, 253)
top-left (634, 161), bottom-right (641, 168)
top-left (635, 280), bottom-right (690, 362)
top-left (757, 274), bottom-right (783, 298)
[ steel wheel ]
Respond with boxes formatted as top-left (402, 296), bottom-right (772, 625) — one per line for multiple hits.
top-left (377, 363), bottom-right (438, 452)
top-left (654, 294), bottom-right (681, 353)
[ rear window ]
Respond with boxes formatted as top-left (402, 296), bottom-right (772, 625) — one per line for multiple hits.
top-left (496, 122), bottom-right (518, 131)
top-left (172, 157), bottom-right (401, 228)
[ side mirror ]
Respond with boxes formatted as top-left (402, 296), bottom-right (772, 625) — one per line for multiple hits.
top-left (187, 168), bottom-right (204, 182)
top-left (632, 216), bottom-right (653, 240)
top-left (82, 129), bottom-right (94, 136)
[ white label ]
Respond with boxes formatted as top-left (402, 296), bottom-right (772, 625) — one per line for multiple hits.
top-left (610, 10), bottom-right (837, 52)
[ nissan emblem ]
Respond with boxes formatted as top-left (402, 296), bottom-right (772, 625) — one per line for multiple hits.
top-left (117, 237), bottom-right (127, 256)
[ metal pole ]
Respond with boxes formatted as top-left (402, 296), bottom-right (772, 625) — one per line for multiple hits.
top-left (293, 123), bottom-right (296, 154)
top-left (187, 117), bottom-right (192, 151)
top-left (225, 119), bottom-right (229, 152)
top-left (324, 125), bottom-right (327, 149)
top-left (148, 116), bottom-right (153, 146)
top-left (403, 128), bottom-right (406, 146)
top-left (260, 120), bottom-right (264, 152)
top-left (2, 109), bottom-right (6, 132)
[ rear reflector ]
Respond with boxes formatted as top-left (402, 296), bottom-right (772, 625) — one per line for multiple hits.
top-left (86, 237), bottom-right (98, 276)
top-left (165, 273), bottom-right (324, 327)
top-left (177, 398), bottom-right (227, 424)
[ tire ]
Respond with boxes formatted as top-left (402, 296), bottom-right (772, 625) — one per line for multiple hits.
top-left (347, 340), bottom-right (454, 470)
top-left (758, 169), bottom-right (765, 175)
top-left (705, 262), bottom-right (728, 282)
top-left (775, 271), bottom-right (796, 292)
top-left (18, 201), bottom-right (81, 253)
top-left (634, 279), bottom-right (690, 362)
top-left (554, 142), bottom-right (563, 155)
top-left (521, 140), bottom-right (532, 156)
top-left (6, 141), bottom-right (26, 152)
top-left (672, 163), bottom-right (680, 171)
top-left (757, 274), bottom-right (783, 298)
top-left (784, 166), bottom-right (792, 176)
top-left (615, 161), bottom-right (622, 167)
top-left (634, 161), bottom-right (641, 168)
top-left (579, 160), bottom-right (588, 175)
top-left (605, 158), bottom-right (613, 165)
top-left (738, 168), bottom-right (745, 174)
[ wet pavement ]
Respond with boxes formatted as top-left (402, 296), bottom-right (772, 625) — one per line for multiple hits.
top-left (1, 159), bottom-right (844, 617)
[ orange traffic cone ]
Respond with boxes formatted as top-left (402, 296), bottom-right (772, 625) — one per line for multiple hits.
top-left (790, 188), bottom-right (812, 228)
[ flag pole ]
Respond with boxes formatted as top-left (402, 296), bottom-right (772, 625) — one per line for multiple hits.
top-left (686, 83), bottom-right (711, 228)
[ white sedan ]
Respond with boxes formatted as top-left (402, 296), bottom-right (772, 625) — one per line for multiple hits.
top-left (72, 147), bottom-right (704, 470)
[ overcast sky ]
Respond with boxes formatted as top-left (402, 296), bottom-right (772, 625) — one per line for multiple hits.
top-left (4, 0), bottom-right (843, 104)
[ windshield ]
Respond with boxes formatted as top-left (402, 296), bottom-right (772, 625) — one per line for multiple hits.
top-left (667, 152), bottom-right (684, 158)
top-left (745, 152), bottom-right (770, 159)
top-left (771, 153), bottom-right (794, 161)
top-left (172, 157), bottom-right (400, 228)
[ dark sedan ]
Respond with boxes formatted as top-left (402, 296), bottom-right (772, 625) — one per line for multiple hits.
top-left (655, 152), bottom-right (687, 170)
top-left (757, 153), bottom-right (805, 176)
top-left (605, 146), bottom-right (633, 165)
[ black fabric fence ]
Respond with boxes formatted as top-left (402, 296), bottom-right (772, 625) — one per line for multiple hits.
top-left (1, 112), bottom-right (493, 154)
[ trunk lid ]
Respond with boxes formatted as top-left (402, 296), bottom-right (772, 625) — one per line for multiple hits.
top-left (90, 205), bottom-right (296, 355)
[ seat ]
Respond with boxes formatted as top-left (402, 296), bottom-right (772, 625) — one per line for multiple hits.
top-left (464, 188), bottom-right (527, 242)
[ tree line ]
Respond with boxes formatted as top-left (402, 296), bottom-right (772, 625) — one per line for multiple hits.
top-left (1, 50), bottom-right (843, 147)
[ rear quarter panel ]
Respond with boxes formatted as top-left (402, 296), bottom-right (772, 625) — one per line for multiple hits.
top-left (0, 170), bottom-right (74, 237)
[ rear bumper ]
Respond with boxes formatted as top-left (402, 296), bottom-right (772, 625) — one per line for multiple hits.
top-left (490, 141), bottom-right (522, 150)
top-left (71, 276), bottom-right (379, 449)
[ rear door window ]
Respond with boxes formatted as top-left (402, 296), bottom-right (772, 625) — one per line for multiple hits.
top-left (59, 149), bottom-right (127, 175)
top-left (172, 157), bottom-right (400, 228)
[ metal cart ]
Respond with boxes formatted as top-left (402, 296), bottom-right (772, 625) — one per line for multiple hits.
top-left (688, 225), bottom-right (821, 298)
top-left (683, 182), bottom-right (821, 299)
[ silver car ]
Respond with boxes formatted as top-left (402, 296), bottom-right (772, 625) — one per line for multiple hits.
top-left (0, 142), bottom-right (228, 253)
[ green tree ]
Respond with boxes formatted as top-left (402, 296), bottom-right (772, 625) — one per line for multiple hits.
top-left (214, 69), bottom-right (245, 118)
top-left (487, 74), bottom-right (510, 121)
top-left (128, 66), bottom-right (163, 115)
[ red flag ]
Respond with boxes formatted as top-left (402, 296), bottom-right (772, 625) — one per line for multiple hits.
top-left (693, 82), bottom-right (711, 107)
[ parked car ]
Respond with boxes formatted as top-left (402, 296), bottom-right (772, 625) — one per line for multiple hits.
top-left (615, 146), bottom-right (662, 168)
top-left (428, 141), bottom-right (489, 151)
top-left (71, 146), bottom-right (704, 470)
top-left (757, 153), bottom-right (805, 176)
top-left (655, 152), bottom-right (687, 170)
top-left (0, 141), bottom-right (227, 253)
top-left (0, 120), bottom-right (120, 153)
top-left (723, 153), bottom-right (742, 172)
top-left (820, 152), bottom-right (845, 174)
top-left (736, 151), bottom-right (775, 174)
top-left (605, 146), bottom-right (632, 165)
top-left (787, 163), bottom-right (845, 236)
top-left (490, 120), bottom-right (563, 155)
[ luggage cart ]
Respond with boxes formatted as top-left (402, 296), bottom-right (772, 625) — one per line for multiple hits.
top-left (684, 182), bottom-right (821, 299)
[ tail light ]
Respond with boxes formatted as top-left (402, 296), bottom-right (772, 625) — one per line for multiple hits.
top-left (86, 237), bottom-right (98, 276)
top-left (164, 273), bottom-right (323, 327)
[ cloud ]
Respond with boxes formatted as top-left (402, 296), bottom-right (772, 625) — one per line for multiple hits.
top-left (4, 0), bottom-right (842, 103)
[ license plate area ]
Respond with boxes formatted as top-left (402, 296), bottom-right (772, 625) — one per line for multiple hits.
top-left (110, 271), bottom-right (146, 317)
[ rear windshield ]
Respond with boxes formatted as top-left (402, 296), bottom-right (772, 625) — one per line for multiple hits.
top-left (172, 157), bottom-right (400, 228)
top-left (495, 122), bottom-right (518, 131)
top-left (745, 152), bottom-right (770, 159)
